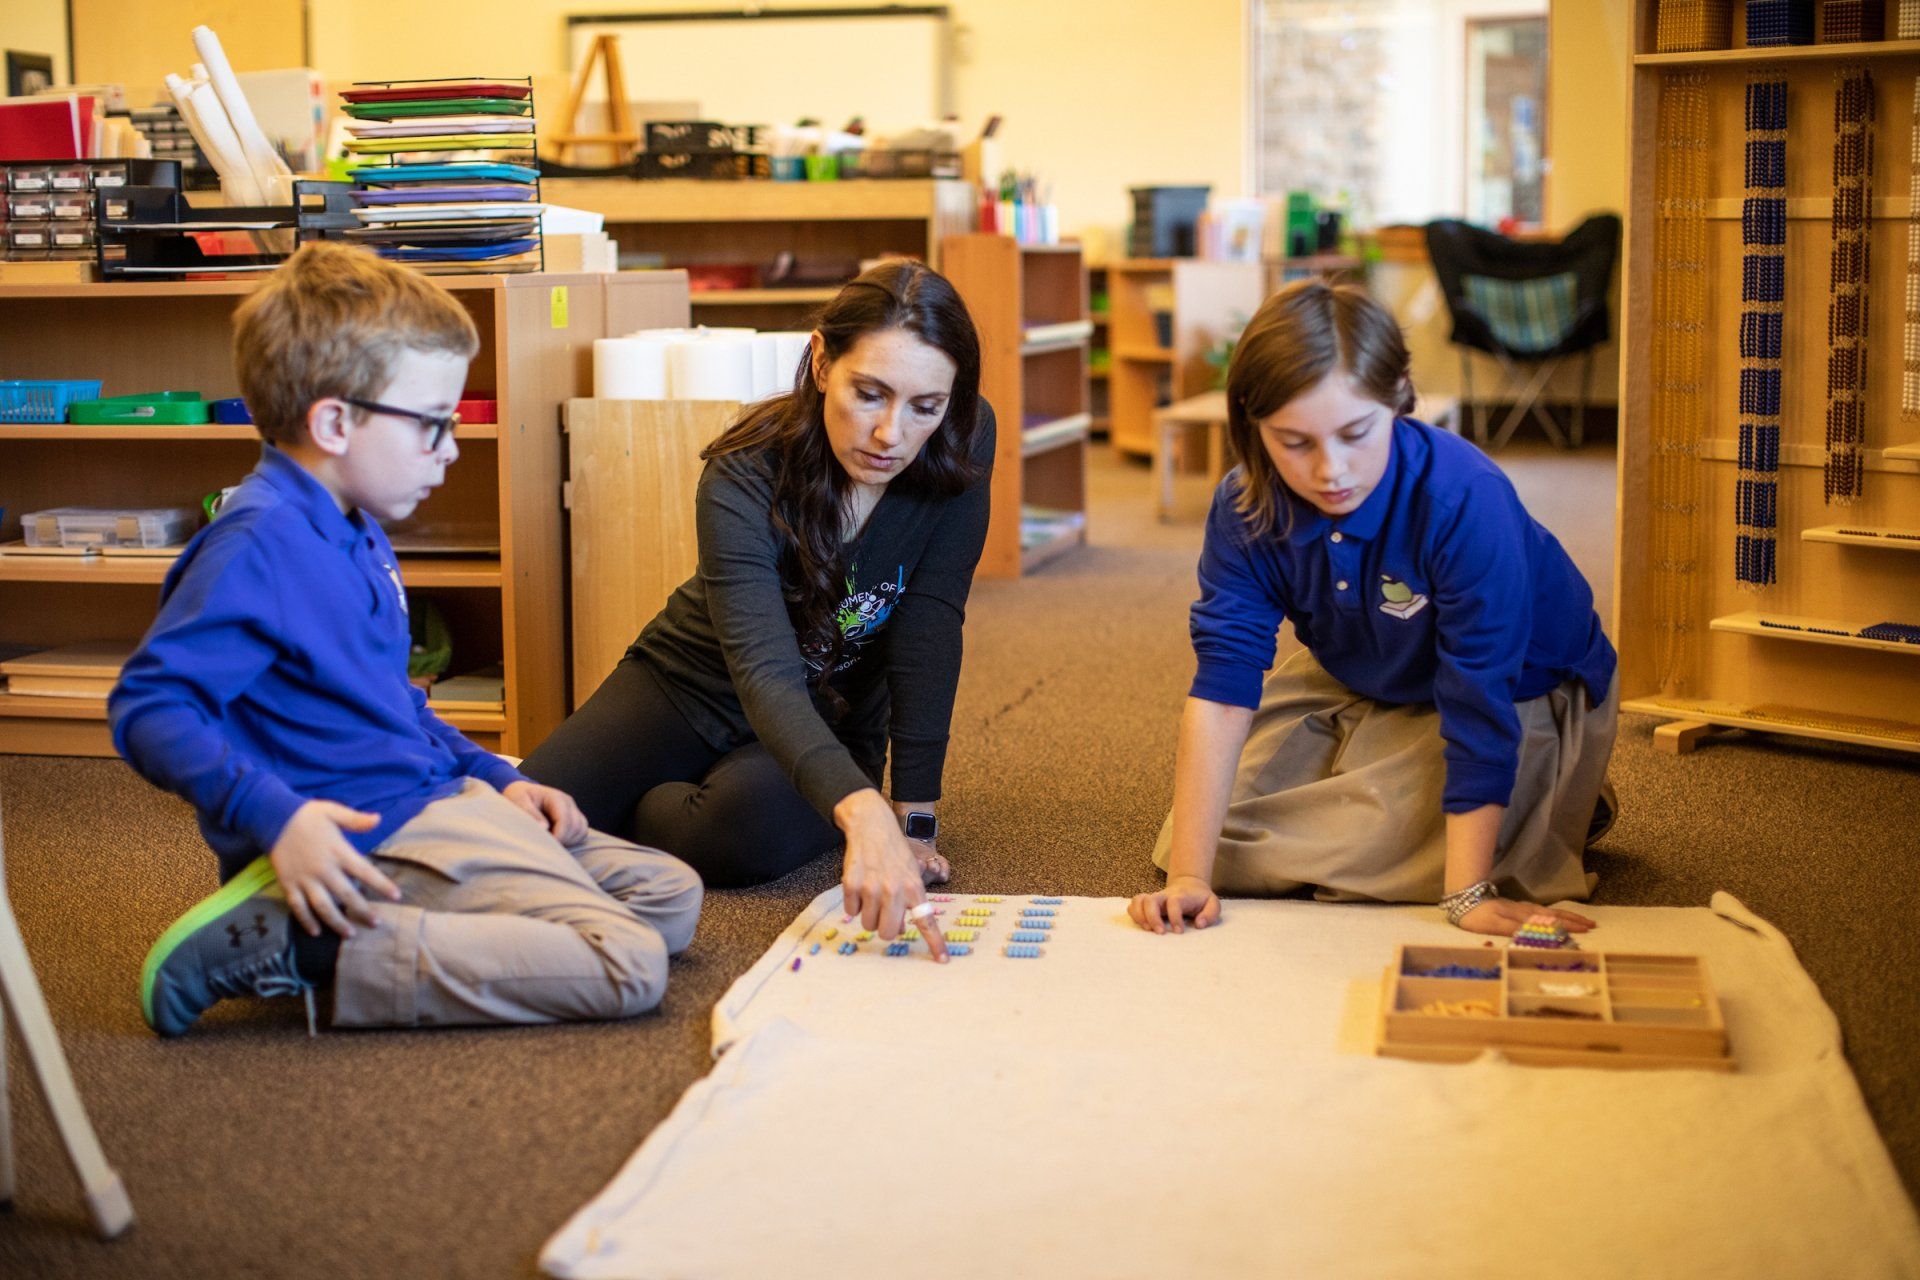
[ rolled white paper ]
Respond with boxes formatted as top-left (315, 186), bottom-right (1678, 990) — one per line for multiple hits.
top-left (668, 336), bottom-right (756, 401)
top-left (192, 26), bottom-right (292, 190)
top-left (169, 73), bottom-right (262, 205)
top-left (770, 331), bottom-right (813, 393)
top-left (593, 337), bottom-right (670, 400)
top-left (748, 334), bottom-right (781, 400)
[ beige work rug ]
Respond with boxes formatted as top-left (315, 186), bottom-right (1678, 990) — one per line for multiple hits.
top-left (542, 891), bottom-right (1920, 1280)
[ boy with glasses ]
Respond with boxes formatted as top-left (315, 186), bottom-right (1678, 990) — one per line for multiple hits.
top-left (110, 242), bottom-right (702, 1037)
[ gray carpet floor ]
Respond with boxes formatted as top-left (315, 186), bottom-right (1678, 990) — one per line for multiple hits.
top-left (2, 438), bottom-right (1916, 1278)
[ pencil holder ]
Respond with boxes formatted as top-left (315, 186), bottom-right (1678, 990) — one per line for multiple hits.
top-left (770, 156), bottom-right (805, 182)
top-left (804, 154), bottom-right (839, 182)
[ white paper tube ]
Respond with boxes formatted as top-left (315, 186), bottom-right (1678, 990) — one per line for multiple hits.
top-left (748, 333), bottom-right (781, 400)
top-left (193, 26), bottom-right (292, 188)
top-left (770, 332), bottom-right (814, 392)
top-left (668, 336), bottom-right (756, 401)
top-left (169, 73), bottom-right (262, 205)
top-left (593, 337), bottom-right (670, 400)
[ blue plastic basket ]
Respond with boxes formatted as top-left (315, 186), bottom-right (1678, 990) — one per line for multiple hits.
top-left (0, 379), bottom-right (105, 424)
top-left (210, 397), bottom-right (253, 424)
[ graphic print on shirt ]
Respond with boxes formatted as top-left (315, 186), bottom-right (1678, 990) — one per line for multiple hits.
top-left (1378, 573), bottom-right (1429, 620)
top-left (800, 564), bottom-right (905, 676)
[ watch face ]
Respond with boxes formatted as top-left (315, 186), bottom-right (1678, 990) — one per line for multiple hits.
top-left (904, 812), bottom-right (937, 840)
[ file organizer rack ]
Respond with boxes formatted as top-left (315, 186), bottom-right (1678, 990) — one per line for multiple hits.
top-left (341, 76), bottom-right (546, 275)
top-left (93, 180), bottom-right (356, 278)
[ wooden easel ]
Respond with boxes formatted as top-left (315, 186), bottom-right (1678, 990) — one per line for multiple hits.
top-left (551, 33), bottom-right (640, 166)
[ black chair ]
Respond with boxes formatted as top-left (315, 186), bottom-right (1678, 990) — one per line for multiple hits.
top-left (1424, 214), bottom-right (1621, 449)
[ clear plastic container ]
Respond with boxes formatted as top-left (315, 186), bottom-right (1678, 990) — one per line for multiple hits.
top-left (23, 506), bottom-right (198, 549)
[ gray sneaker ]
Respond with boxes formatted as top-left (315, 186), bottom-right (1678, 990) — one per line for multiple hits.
top-left (140, 855), bottom-right (315, 1038)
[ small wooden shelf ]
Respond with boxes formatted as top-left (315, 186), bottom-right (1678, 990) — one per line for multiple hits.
top-left (1019, 518), bottom-right (1085, 572)
top-left (0, 553), bottom-right (503, 588)
top-left (1633, 38), bottom-right (1920, 67)
top-left (1622, 696), bottom-right (1920, 753)
top-left (1885, 443), bottom-right (1920, 463)
top-left (0, 274), bottom-right (542, 301)
top-left (1709, 611), bottom-right (1920, 657)
top-left (689, 288), bottom-right (839, 306)
top-left (0, 691), bottom-right (506, 739)
top-left (0, 423), bottom-right (498, 442)
top-left (1115, 346), bottom-right (1174, 362)
top-left (1021, 413), bottom-right (1091, 458)
top-left (942, 233), bottom-right (1090, 578)
top-left (1801, 525), bottom-right (1920, 552)
top-left (1699, 438), bottom-right (1920, 472)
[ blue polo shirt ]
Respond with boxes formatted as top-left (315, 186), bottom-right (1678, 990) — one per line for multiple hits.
top-left (1189, 418), bottom-right (1615, 812)
top-left (109, 446), bottom-right (523, 882)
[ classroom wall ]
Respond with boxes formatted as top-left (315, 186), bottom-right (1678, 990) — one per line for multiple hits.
top-left (299, 0), bottom-right (1248, 236)
top-left (1544, 0), bottom-right (1628, 227)
top-left (1, 0), bottom-right (70, 87)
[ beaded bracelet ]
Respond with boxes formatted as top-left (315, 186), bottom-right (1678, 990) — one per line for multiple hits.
top-left (1439, 879), bottom-right (1497, 927)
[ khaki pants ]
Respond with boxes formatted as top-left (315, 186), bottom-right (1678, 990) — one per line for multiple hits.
top-left (1152, 648), bottom-right (1617, 904)
top-left (332, 780), bottom-right (703, 1028)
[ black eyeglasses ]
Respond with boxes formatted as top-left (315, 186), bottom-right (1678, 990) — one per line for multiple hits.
top-left (342, 397), bottom-right (460, 451)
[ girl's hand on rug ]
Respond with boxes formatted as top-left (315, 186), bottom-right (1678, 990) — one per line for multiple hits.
top-left (1456, 899), bottom-right (1596, 936)
top-left (1128, 875), bottom-right (1222, 934)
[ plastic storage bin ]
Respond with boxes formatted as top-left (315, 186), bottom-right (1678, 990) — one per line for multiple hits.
top-left (210, 397), bottom-right (253, 424)
top-left (23, 506), bottom-right (198, 549)
top-left (0, 379), bottom-right (104, 423)
top-left (67, 391), bottom-right (212, 425)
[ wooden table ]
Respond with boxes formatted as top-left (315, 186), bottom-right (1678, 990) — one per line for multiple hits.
top-left (1150, 391), bottom-right (1460, 521)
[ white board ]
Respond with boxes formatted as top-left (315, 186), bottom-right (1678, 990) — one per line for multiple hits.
top-left (566, 7), bottom-right (950, 134)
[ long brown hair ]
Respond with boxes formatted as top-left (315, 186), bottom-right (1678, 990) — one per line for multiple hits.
top-left (1226, 280), bottom-right (1414, 537)
top-left (702, 259), bottom-right (985, 685)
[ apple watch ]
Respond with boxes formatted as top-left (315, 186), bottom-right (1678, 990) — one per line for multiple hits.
top-left (903, 811), bottom-right (938, 842)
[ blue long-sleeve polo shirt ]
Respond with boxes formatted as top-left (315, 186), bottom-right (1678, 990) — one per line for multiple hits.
top-left (1189, 418), bottom-right (1615, 812)
top-left (109, 446), bottom-right (523, 882)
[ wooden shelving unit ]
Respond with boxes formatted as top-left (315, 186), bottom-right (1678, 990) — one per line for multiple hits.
top-left (1088, 264), bottom-right (1111, 437)
top-left (0, 270), bottom-right (690, 758)
top-left (941, 235), bottom-right (1091, 578)
top-left (1614, 1), bottom-right (1920, 755)
top-left (540, 178), bottom-right (976, 329)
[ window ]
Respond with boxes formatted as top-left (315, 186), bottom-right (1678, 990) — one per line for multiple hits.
top-left (1464, 16), bottom-right (1548, 226)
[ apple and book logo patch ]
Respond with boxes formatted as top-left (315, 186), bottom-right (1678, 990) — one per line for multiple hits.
top-left (1378, 573), bottom-right (1429, 620)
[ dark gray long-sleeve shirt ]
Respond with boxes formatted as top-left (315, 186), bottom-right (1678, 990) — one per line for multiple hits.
top-left (629, 406), bottom-right (995, 819)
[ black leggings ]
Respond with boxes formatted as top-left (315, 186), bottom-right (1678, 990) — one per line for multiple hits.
top-left (518, 659), bottom-right (850, 888)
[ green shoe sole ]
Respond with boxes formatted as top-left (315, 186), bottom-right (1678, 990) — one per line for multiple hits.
top-left (140, 854), bottom-right (280, 1031)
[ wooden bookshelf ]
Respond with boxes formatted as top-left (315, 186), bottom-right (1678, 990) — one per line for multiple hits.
top-left (1614, 1), bottom-right (1920, 755)
top-left (540, 177), bottom-right (975, 328)
top-left (0, 270), bottom-right (690, 758)
top-left (941, 234), bottom-right (1092, 578)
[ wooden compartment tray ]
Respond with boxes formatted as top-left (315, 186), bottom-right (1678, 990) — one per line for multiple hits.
top-left (1375, 943), bottom-right (1731, 1071)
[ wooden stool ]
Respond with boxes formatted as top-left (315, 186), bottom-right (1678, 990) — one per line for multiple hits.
top-left (0, 798), bottom-right (134, 1238)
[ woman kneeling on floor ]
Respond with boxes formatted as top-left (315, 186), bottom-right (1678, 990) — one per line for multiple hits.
top-left (522, 261), bottom-right (993, 942)
top-left (1131, 281), bottom-right (1617, 939)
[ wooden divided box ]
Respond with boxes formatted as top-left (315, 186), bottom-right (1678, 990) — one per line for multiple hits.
top-left (1375, 944), bottom-right (1732, 1071)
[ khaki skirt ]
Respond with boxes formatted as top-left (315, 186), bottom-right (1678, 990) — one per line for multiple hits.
top-left (1152, 647), bottom-right (1617, 904)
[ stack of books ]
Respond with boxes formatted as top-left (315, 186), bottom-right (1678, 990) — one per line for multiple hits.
top-left (340, 78), bottom-right (544, 274)
top-left (0, 640), bottom-right (135, 703)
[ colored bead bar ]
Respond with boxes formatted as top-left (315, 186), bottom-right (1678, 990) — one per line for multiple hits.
top-left (1009, 931), bottom-right (1050, 944)
top-left (838, 942), bottom-right (857, 955)
top-left (972, 896), bottom-right (1003, 903)
top-left (809, 942), bottom-right (821, 955)
top-left (886, 942), bottom-right (910, 957)
top-left (944, 944), bottom-right (972, 956)
top-left (1030, 897), bottom-right (1064, 904)
top-left (943, 929), bottom-right (978, 943)
top-left (1012, 918), bottom-right (1053, 930)
top-left (1004, 944), bottom-right (1044, 958)
top-left (1511, 915), bottom-right (1578, 950)
top-left (1020, 908), bottom-right (1056, 917)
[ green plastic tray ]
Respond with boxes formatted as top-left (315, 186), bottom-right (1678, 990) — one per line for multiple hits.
top-left (68, 392), bottom-right (212, 425)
